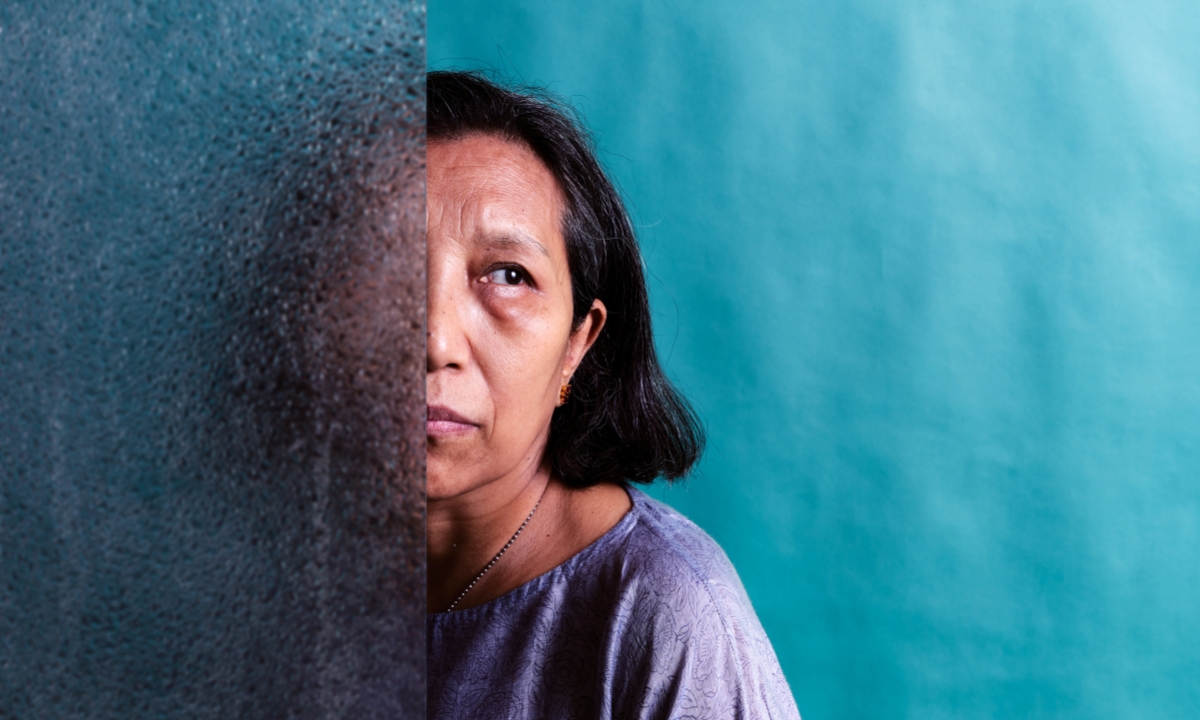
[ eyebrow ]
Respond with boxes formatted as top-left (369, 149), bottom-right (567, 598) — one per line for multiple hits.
top-left (484, 232), bottom-right (550, 258)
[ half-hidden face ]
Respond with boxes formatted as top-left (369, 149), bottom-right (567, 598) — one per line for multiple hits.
top-left (426, 134), bottom-right (602, 501)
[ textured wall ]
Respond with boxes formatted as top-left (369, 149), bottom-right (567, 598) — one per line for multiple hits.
top-left (431, 2), bottom-right (1200, 718)
top-left (1, 2), bottom-right (425, 717)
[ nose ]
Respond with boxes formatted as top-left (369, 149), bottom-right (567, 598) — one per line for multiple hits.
top-left (427, 249), bottom-right (469, 374)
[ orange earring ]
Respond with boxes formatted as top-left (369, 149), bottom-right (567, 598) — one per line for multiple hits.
top-left (558, 383), bottom-right (572, 406)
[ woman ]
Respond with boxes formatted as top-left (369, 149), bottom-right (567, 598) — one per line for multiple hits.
top-left (427, 70), bottom-right (800, 720)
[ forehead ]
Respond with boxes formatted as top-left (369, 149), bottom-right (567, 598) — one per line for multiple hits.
top-left (428, 134), bottom-right (566, 244)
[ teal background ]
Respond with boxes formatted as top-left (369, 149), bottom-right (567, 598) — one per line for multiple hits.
top-left (431, 2), bottom-right (1200, 717)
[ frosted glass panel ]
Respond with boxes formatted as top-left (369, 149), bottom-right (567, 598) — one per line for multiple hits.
top-left (0, 2), bottom-right (425, 717)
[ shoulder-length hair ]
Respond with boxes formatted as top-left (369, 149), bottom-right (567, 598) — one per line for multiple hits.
top-left (428, 70), bottom-right (704, 487)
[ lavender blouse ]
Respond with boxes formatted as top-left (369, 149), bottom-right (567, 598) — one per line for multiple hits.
top-left (427, 486), bottom-right (801, 720)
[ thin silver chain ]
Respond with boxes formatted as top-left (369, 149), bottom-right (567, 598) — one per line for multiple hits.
top-left (445, 486), bottom-right (546, 612)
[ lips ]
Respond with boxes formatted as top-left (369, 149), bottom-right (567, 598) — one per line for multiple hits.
top-left (426, 404), bottom-right (478, 437)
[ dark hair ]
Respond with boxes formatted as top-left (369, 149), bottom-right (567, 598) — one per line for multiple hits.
top-left (427, 70), bottom-right (704, 487)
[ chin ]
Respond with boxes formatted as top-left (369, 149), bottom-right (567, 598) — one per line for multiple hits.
top-left (425, 456), bottom-right (477, 501)
top-left (425, 479), bottom-right (459, 502)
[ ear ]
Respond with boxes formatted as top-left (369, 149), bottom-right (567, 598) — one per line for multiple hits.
top-left (562, 299), bottom-right (607, 382)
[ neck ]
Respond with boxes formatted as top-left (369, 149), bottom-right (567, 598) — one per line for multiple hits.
top-left (427, 463), bottom-right (552, 612)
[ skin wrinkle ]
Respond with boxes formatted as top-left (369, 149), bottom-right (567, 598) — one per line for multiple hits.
top-left (426, 135), bottom-right (629, 613)
top-left (483, 233), bottom-right (552, 258)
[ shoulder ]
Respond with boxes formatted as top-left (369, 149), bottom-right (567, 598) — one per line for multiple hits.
top-left (599, 487), bottom-right (801, 720)
top-left (614, 488), bottom-right (750, 616)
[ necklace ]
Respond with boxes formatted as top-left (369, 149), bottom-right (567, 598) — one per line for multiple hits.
top-left (444, 484), bottom-right (546, 612)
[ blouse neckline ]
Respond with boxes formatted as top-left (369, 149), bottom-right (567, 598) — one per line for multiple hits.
top-left (429, 484), bottom-right (647, 619)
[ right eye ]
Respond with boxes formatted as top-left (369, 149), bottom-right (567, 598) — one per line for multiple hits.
top-left (484, 267), bottom-right (528, 286)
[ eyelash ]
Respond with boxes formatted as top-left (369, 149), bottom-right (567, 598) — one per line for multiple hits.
top-left (482, 265), bottom-right (532, 288)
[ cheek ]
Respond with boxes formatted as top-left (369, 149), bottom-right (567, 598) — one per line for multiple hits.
top-left (475, 288), bottom-right (568, 363)
top-left (472, 308), bottom-right (570, 415)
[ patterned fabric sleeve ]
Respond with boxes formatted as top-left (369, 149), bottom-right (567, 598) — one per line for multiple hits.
top-left (601, 497), bottom-right (802, 720)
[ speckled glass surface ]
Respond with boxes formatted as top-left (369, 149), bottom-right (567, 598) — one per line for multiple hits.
top-left (0, 3), bottom-right (425, 717)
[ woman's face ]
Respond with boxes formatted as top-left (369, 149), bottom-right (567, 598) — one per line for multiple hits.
top-left (426, 134), bottom-right (605, 501)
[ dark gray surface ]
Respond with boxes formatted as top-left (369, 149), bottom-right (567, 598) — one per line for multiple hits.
top-left (0, 2), bottom-right (425, 717)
